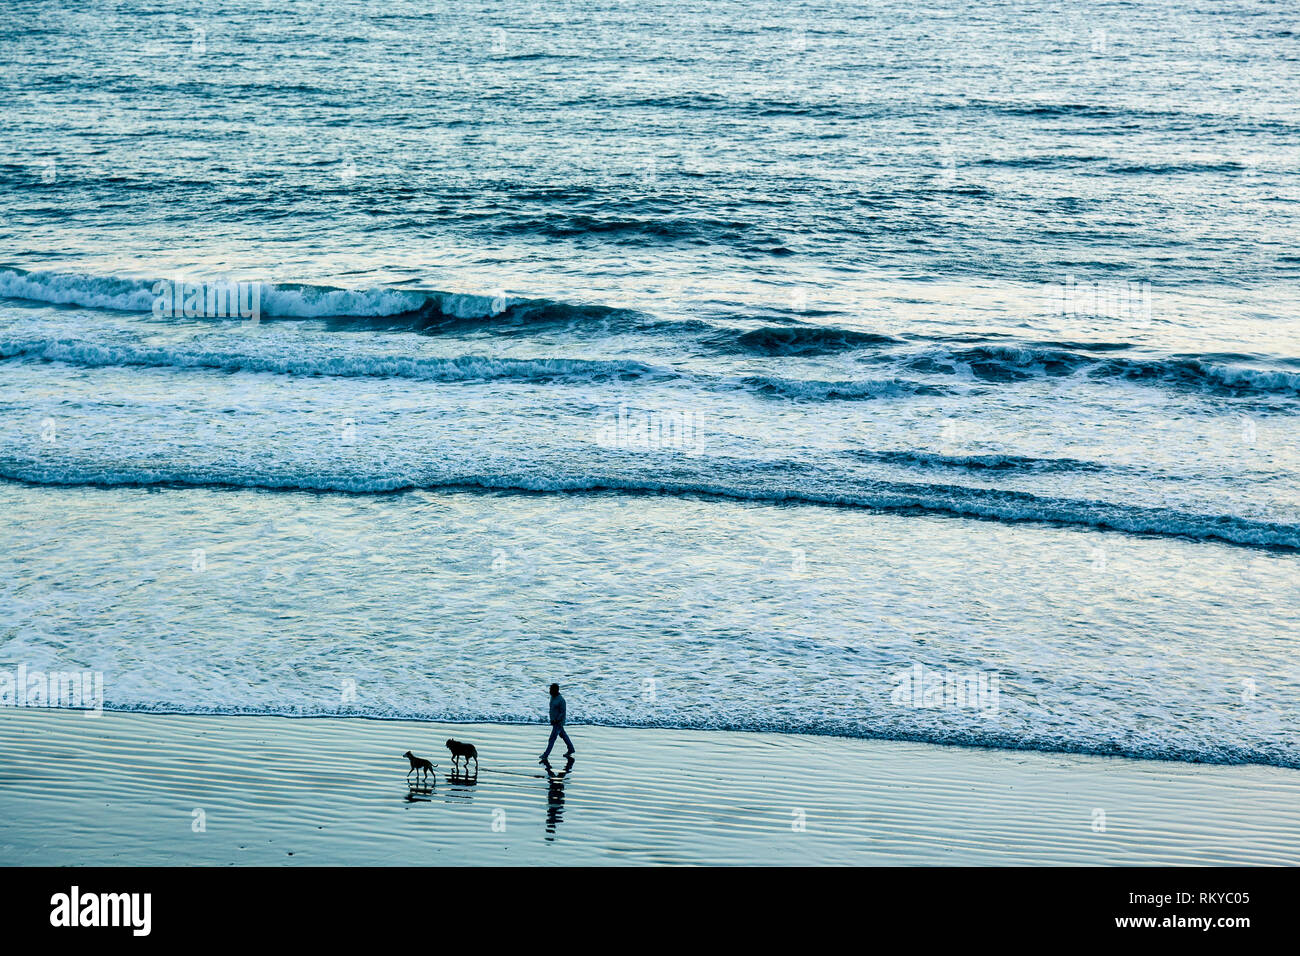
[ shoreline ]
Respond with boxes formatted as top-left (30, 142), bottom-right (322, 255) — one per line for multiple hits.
top-left (1, 708), bottom-right (1296, 865)
top-left (4, 703), bottom-right (1297, 773)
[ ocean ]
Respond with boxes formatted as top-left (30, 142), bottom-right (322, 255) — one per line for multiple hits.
top-left (2, 0), bottom-right (1298, 767)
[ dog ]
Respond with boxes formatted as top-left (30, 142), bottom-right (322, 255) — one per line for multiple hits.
top-left (445, 738), bottom-right (478, 773)
top-left (402, 750), bottom-right (436, 783)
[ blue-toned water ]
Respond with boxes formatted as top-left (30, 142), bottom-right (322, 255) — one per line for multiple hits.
top-left (2, 0), bottom-right (1299, 765)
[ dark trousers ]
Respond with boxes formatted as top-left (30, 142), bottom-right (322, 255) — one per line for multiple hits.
top-left (541, 723), bottom-right (575, 757)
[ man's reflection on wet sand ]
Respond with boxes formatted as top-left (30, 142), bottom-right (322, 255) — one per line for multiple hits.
top-left (540, 754), bottom-right (575, 839)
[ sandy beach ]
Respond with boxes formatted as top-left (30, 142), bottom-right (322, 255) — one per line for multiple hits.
top-left (0, 708), bottom-right (1295, 866)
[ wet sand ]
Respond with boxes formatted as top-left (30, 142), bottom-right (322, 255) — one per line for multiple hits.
top-left (0, 708), bottom-right (1296, 865)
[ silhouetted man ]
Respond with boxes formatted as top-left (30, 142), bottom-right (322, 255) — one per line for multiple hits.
top-left (539, 682), bottom-right (576, 763)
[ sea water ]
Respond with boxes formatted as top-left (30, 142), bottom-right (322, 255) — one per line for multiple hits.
top-left (1, 0), bottom-right (1298, 765)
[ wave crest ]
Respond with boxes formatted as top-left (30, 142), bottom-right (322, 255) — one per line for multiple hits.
top-left (0, 267), bottom-right (515, 320)
top-left (2, 464), bottom-right (1295, 552)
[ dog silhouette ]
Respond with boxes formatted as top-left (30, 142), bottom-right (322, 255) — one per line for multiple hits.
top-left (445, 738), bottom-right (478, 773)
top-left (402, 750), bottom-right (436, 783)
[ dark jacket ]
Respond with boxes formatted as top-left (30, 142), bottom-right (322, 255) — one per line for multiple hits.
top-left (549, 694), bottom-right (566, 726)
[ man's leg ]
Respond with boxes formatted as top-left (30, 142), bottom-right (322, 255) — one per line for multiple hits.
top-left (540, 725), bottom-right (560, 759)
top-left (558, 727), bottom-right (575, 755)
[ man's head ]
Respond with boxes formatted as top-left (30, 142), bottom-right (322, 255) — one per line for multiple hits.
top-left (550, 683), bottom-right (560, 696)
